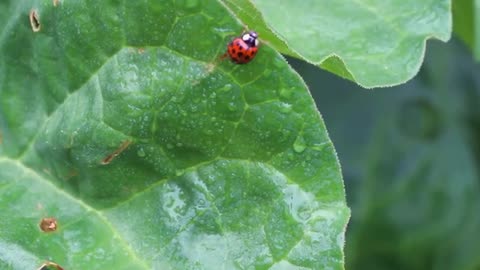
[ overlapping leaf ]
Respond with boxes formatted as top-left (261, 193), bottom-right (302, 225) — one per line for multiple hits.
top-left (222, 0), bottom-right (452, 88)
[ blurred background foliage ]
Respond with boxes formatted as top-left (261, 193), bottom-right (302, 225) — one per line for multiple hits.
top-left (289, 34), bottom-right (480, 269)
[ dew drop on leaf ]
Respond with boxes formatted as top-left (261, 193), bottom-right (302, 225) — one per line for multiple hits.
top-left (227, 102), bottom-right (237, 111)
top-left (203, 129), bottom-right (214, 135)
top-left (280, 88), bottom-right (293, 99)
top-left (296, 205), bottom-right (312, 221)
top-left (279, 103), bottom-right (292, 113)
top-left (220, 84), bottom-right (232, 92)
top-left (293, 136), bottom-right (307, 153)
top-left (137, 148), bottom-right (146, 157)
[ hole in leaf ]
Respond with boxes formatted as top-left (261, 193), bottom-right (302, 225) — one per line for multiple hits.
top-left (37, 261), bottom-right (64, 270)
top-left (29, 9), bottom-right (41, 32)
top-left (39, 217), bottom-right (58, 232)
top-left (101, 140), bottom-right (132, 165)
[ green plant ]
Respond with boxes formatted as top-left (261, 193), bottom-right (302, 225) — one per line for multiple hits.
top-left (0, 0), bottom-right (458, 269)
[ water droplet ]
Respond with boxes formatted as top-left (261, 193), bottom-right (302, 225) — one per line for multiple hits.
top-left (203, 129), bottom-right (214, 135)
top-left (220, 84), bottom-right (232, 92)
top-left (279, 103), bottom-right (292, 113)
top-left (177, 0), bottom-right (201, 11)
top-left (280, 88), bottom-right (293, 99)
top-left (173, 92), bottom-right (185, 103)
top-left (227, 102), bottom-right (237, 111)
top-left (310, 218), bottom-right (326, 232)
top-left (281, 129), bottom-right (291, 137)
top-left (137, 148), bottom-right (146, 157)
top-left (297, 205), bottom-right (311, 220)
top-left (293, 136), bottom-right (307, 153)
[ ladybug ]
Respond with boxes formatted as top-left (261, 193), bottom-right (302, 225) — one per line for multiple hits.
top-left (225, 31), bottom-right (259, 64)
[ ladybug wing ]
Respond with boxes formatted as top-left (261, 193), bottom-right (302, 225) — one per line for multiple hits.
top-left (229, 39), bottom-right (253, 64)
top-left (243, 47), bottom-right (257, 63)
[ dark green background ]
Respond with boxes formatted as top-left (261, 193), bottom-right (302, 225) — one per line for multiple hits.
top-left (290, 37), bottom-right (480, 270)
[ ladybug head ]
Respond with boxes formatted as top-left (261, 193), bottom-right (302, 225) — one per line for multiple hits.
top-left (242, 31), bottom-right (259, 47)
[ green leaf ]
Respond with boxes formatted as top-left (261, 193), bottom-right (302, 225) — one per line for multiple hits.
top-left (453, 0), bottom-right (480, 60)
top-left (222, 0), bottom-right (452, 88)
top-left (0, 0), bottom-right (349, 269)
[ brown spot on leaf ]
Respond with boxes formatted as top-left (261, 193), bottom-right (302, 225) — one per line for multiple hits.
top-left (42, 168), bottom-right (52, 176)
top-left (39, 217), bottom-right (57, 232)
top-left (29, 9), bottom-right (41, 32)
top-left (37, 261), bottom-right (64, 270)
top-left (101, 140), bottom-right (132, 165)
top-left (63, 169), bottom-right (78, 181)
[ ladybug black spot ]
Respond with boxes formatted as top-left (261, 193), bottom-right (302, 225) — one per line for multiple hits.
top-left (237, 52), bottom-right (244, 57)
top-left (232, 49), bottom-right (236, 54)
top-left (245, 55), bottom-right (250, 60)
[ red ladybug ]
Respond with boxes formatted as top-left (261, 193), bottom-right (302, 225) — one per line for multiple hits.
top-left (225, 31), bottom-right (259, 64)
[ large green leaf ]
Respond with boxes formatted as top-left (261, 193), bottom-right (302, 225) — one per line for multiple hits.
top-left (222, 0), bottom-right (452, 88)
top-left (0, 0), bottom-right (349, 269)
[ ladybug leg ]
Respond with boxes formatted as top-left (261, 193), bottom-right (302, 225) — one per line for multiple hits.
top-left (218, 41), bottom-right (233, 62)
